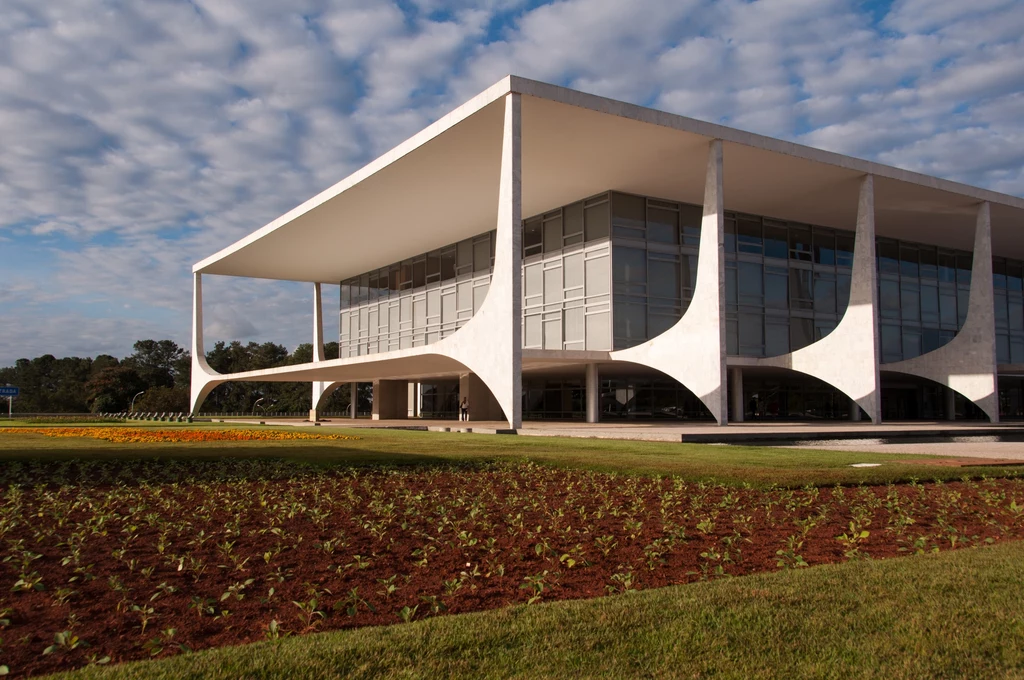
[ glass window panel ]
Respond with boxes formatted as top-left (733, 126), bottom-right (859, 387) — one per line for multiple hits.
top-left (524, 315), bottom-right (542, 347)
top-left (358, 273), bottom-right (369, 304)
top-left (544, 267), bottom-right (563, 304)
top-left (901, 283), bottom-right (921, 323)
top-left (544, 217), bottom-right (562, 253)
top-left (564, 307), bottom-right (585, 343)
top-left (680, 205), bottom-right (702, 246)
top-left (737, 218), bottom-right (763, 255)
top-left (1010, 297), bottom-right (1024, 331)
top-left (766, 320), bottom-right (789, 357)
top-left (836, 234), bottom-right (854, 267)
top-left (765, 269), bottom-right (788, 309)
top-left (995, 291), bottom-right (1008, 328)
top-left (877, 240), bottom-right (899, 275)
top-left (837, 273), bottom-right (851, 315)
top-left (738, 262), bottom-right (764, 306)
top-left (792, 316), bottom-right (815, 353)
top-left (725, 218), bottom-right (737, 254)
top-left (726, 318), bottom-right (738, 354)
top-left (456, 240), bottom-right (473, 271)
top-left (881, 324), bottom-right (902, 363)
top-left (586, 312), bottom-right (611, 351)
top-left (613, 247), bottom-right (646, 286)
top-left (1009, 262), bottom-right (1024, 291)
top-left (997, 334), bottom-right (1010, 364)
top-left (789, 226), bottom-right (812, 261)
top-left (614, 298), bottom-right (647, 343)
top-left (940, 291), bottom-right (957, 327)
top-left (583, 202), bottom-right (608, 241)
top-left (902, 329), bottom-right (922, 360)
top-left (413, 260), bottom-right (426, 288)
top-left (585, 256), bottom-right (609, 297)
top-left (564, 253), bottom-right (584, 291)
top-left (957, 254), bottom-right (972, 285)
top-left (739, 312), bottom-right (764, 356)
top-left (524, 264), bottom-right (543, 298)
top-left (368, 271), bottom-right (379, 302)
top-left (612, 193), bottom-right (645, 231)
top-left (473, 283), bottom-right (488, 313)
top-left (938, 251), bottom-right (956, 283)
top-left (1012, 337), bottom-right (1024, 364)
top-left (790, 268), bottom-right (813, 309)
top-left (649, 258), bottom-right (680, 299)
top-left (813, 272), bottom-right (836, 314)
top-left (390, 264), bottom-right (402, 292)
top-left (994, 259), bottom-right (1007, 289)
top-left (473, 239), bottom-right (490, 272)
top-left (899, 245), bottom-right (919, 278)
top-left (814, 229), bottom-right (835, 265)
top-left (524, 218), bottom-right (542, 255)
top-left (726, 266), bottom-right (738, 305)
top-left (647, 207), bottom-right (679, 244)
top-left (682, 254), bottom-right (698, 292)
top-left (649, 311), bottom-right (677, 338)
top-left (923, 328), bottom-right (941, 354)
top-left (919, 247), bottom-right (938, 279)
top-left (957, 287), bottom-right (969, 328)
top-left (763, 224), bottom-right (787, 259)
top-left (440, 248), bottom-right (456, 281)
top-left (920, 283), bottom-right (939, 325)
top-left (426, 252), bottom-right (440, 281)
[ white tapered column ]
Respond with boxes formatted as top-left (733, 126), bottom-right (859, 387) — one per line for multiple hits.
top-left (190, 273), bottom-right (223, 415)
top-left (585, 363), bottom-right (599, 423)
top-left (885, 202), bottom-right (999, 422)
top-left (608, 139), bottom-right (727, 424)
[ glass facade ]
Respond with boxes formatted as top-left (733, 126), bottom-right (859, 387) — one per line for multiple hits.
top-left (339, 232), bottom-right (496, 357)
top-left (876, 239), bottom-right (970, 363)
top-left (993, 258), bottom-right (1024, 364)
top-left (338, 187), bottom-right (1019, 421)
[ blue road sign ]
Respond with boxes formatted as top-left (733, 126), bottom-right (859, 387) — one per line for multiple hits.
top-left (0, 387), bottom-right (19, 397)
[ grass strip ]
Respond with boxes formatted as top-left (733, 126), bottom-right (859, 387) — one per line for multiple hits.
top-left (48, 541), bottom-right (1024, 680)
top-left (0, 424), bottom-right (1018, 487)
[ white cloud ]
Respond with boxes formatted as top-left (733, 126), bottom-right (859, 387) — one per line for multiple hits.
top-left (1, 0), bottom-right (1023, 366)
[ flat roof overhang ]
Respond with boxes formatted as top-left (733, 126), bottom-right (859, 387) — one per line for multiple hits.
top-left (194, 76), bottom-right (1024, 283)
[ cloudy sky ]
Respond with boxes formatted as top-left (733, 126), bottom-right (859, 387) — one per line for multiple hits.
top-left (1, 0), bottom-right (1022, 365)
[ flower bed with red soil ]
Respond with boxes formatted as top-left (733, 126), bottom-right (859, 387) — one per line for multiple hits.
top-left (1, 459), bottom-right (1022, 677)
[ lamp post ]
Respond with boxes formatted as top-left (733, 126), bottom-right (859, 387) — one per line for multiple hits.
top-left (130, 391), bottom-right (145, 413)
top-left (252, 397), bottom-right (265, 416)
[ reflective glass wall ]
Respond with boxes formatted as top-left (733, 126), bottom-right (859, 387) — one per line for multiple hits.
top-left (876, 240), bottom-right (970, 363)
top-left (993, 258), bottom-right (1024, 364)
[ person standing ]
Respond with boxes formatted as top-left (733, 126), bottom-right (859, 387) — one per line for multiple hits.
top-left (460, 397), bottom-right (469, 422)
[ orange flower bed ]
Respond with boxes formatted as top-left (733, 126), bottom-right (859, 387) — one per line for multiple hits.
top-left (0, 427), bottom-right (360, 444)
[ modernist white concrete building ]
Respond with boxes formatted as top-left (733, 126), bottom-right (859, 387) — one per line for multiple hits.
top-left (191, 76), bottom-right (1024, 430)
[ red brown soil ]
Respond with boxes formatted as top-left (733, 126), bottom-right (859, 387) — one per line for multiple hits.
top-left (1, 460), bottom-right (1023, 677)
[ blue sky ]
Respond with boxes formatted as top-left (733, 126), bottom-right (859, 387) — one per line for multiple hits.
top-left (1, 0), bottom-right (1022, 365)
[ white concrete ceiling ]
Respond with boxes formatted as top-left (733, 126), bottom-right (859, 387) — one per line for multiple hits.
top-left (195, 76), bottom-right (1024, 283)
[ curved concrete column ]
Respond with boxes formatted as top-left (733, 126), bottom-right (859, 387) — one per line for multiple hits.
top-left (427, 92), bottom-right (523, 428)
top-left (610, 139), bottom-right (728, 423)
top-left (190, 95), bottom-right (523, 427)
top-left (884, 202), bottom-right (999, 422)
top-left (757, 175), bottom-right (882, 423)
top-left (309, 282), bottom-right (339, 419)
top-left (190, 273), bottom-right (227, 414)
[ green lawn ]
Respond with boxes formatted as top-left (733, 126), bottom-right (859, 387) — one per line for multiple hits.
top-left (0, 422), bottom-right (1018, 487)
top-left (47, 540), bottom-right (1024, 680)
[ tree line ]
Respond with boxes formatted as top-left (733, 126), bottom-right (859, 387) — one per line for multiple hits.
top-left (0, 339), bottom-right (356, 414)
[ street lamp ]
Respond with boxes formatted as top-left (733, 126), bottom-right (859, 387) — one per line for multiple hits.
top-left (252, 397), bottom-right (265, 416)
top-left (130, 391), bottom-right (145, 412)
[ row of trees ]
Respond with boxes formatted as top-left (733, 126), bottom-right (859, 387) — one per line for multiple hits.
top-left (0, 340), bottom-right (355, 414)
